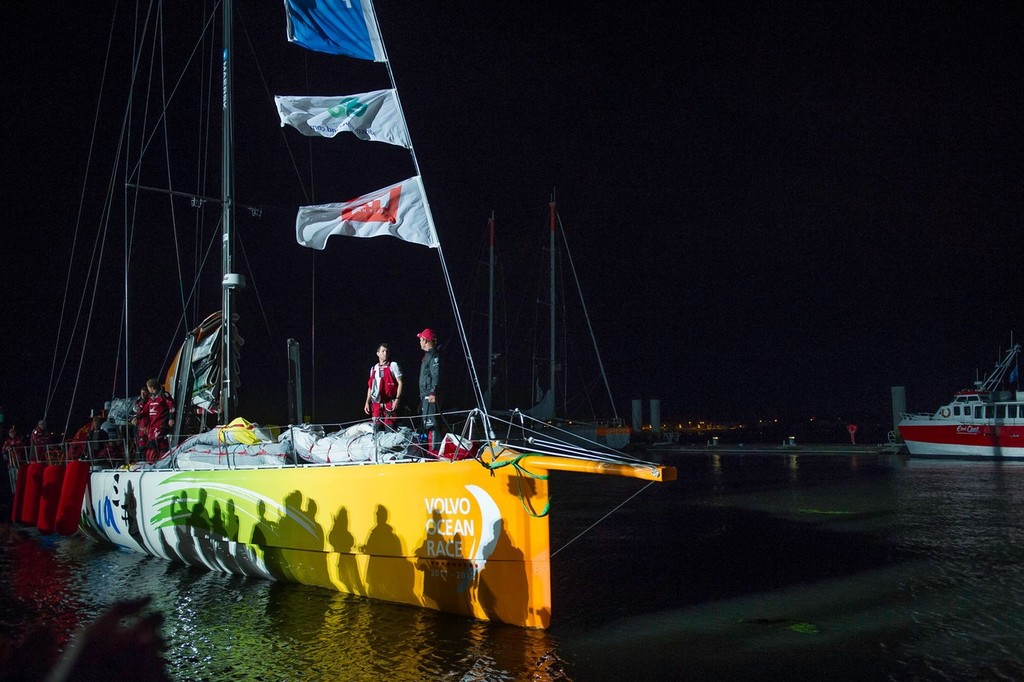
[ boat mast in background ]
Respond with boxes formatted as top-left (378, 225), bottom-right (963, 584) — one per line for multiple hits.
top-left (973, 336), bottom-right (1018, 392)
top-left (529, 192), bottom-right (621, 425)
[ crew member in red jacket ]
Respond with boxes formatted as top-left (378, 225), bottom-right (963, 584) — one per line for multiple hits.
top-left (3, 426), bottom-right (26, 462)
top-left (364, 342), bottom-right (403, 427)
top-left (143, 378), bottom-right (175, 464)
top-left (30, 420), bottom-right (52, 460)
top-left (130, 385), bottom-right (150, 462)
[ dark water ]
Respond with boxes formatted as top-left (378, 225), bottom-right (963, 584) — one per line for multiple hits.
top-left (3, 452), bottom-right (1024, 680)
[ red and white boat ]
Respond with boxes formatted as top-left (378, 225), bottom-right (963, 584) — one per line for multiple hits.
top-left (899, 343), bottom-right (1024, 458)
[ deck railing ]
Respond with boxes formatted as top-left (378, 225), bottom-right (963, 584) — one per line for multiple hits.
top-left (3, 437), bottom-right (137, 492)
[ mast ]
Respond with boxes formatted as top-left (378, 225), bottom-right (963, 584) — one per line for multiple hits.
top-left (220, 0), bottom-right (243, 422)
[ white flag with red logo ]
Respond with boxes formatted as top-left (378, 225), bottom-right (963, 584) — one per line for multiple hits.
top-left (296, 176), bottom-right (438, 250)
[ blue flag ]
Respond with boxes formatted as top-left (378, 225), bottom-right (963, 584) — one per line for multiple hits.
top-left (284, 0), bottom-right (386, 62)
top-left (1010, 366), bottom-right (1018, 384)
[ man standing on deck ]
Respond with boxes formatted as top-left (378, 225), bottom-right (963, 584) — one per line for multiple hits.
top-left (3, 426), bottom-right (25, 511)
top-left (86, 414), bottom-right (112, 463)
top-left (30, 420), bottom-right (51, 460)
top-left (364, 342), bottom-right (403, 427)
top-left (3, 426), bottom-right (25, 461)
top-left (3, 425), bottom-right (24, 473)
top-left (144, 378), bottom-right (175, 464)
top-left (130, 385), bottom-right (150, 462)
top-left (417, 328), bottom-right (441, 451)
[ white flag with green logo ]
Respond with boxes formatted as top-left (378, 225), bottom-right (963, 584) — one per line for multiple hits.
top-left (275, 89), bottom-right (411, 147)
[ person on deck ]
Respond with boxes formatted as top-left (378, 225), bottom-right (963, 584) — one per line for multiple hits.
top-left (2, 427), bottom-right (25, 508)
top-left (3, 426), bottom-right (25, 463)
top-left (130, 386), bottom-right (150, 462)
top-left (86, 414), bottom-right (113, 463)
top-left (417, 328), bottom-right (441, 450)
top-left (143, 379), bottom-right (175, 464)
top-left (30, 420), bottom-right (52, 460)
top-left (364, 342), bottom-right (403, 428)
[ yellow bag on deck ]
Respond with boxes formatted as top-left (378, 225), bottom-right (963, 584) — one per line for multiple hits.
top-left (217, 417), bottom-right (261, 445)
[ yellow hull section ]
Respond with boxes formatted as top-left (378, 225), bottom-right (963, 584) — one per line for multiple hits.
top-left (81, 448), bottom-right (552, 627)
top-left (79, 444), bottom-right (673, 627)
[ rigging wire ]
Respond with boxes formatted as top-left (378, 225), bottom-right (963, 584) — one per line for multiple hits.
top-left (550, 481), bottom-right (656, 558)
top-left (236, 4), bottom-right (319, 417)
top-left (157, 5), bottom-right (193, 378)
top-left (55, 0), bottom-right (217, 431)
top-left (556, 210), bottom-right (620, 421)
top-left (47, 0), bottom-right (130, 434)
top-left (366, 1), bottom-right (492, 435)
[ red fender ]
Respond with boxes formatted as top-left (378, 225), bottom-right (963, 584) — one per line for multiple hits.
top-left (55, 460), bottom-right (91, 536)
top-left (36, 464), bottom-right (66, 535)
top-left (19, 462), bottom-right (46, 526)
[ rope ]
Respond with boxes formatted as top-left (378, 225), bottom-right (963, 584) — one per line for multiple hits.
top-left (483, 452), bottom-right (551, 518)
top-left (550, 480), bottom-right (656, 558)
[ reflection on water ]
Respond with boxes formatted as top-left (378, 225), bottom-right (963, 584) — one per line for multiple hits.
top-left (0, 530), bottom-right (567, 680)
top-left (2, 453), bottom-right (1024, 679)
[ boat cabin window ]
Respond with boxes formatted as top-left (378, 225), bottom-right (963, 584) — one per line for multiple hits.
top-left (975, 406), bottom-right (984, 419)
top-left (996, 405), bottom-right (1007, 419)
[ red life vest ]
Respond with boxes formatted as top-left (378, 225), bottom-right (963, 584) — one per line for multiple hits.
top-left (368, 363), bottom-right (398, 403)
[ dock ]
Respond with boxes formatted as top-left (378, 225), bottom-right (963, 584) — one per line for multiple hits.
top-left (644, 442), bottom-right (907, 457)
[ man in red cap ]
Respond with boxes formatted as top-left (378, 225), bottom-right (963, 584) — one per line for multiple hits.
top-left (417, 328), bottom-right (441, 451)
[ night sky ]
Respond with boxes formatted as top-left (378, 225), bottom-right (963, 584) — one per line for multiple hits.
top-left (2, 1), bottom-right (1022, 436)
